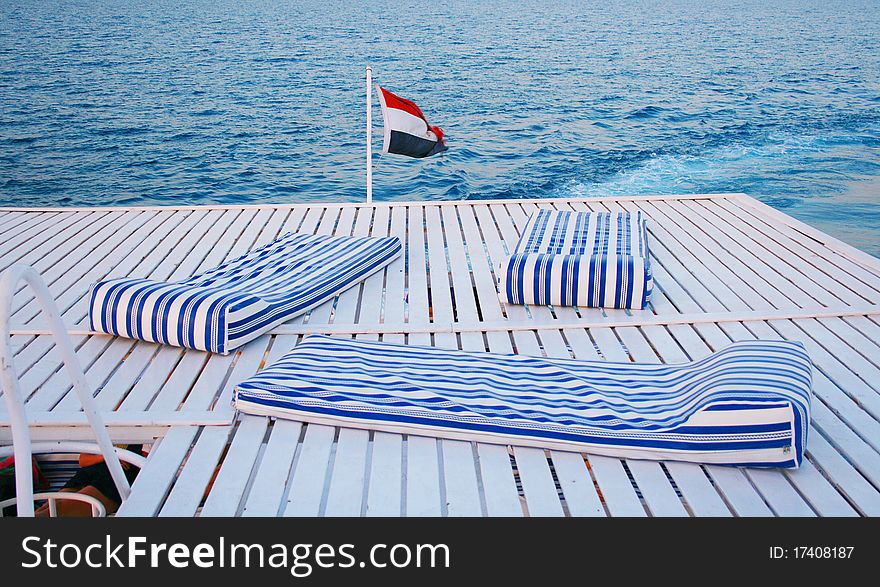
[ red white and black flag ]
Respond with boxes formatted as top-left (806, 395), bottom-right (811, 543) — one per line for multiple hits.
top-left (375, 85), bottom-right (447, 158)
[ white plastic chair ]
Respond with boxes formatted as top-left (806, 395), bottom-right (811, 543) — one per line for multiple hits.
top-left (0, 265), bottom-right (145, 517)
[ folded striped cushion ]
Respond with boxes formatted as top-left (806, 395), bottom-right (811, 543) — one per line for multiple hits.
top-left (89, 232), bottom-right (401, 354)
top-left (235, 336), bottom-right (812, 468)
top-left (500, 208), bottom-right (653, 309)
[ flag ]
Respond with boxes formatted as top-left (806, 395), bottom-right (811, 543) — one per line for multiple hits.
top-left (375, 85), bottom-right (447, 158)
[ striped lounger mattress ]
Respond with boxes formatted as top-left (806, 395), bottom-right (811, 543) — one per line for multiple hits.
top-left (235, 336), bottom-right (812, 468)
top-left (89, 233), bottom-right (402, 354)
top-left (500, 208), bottom-right (653, 309)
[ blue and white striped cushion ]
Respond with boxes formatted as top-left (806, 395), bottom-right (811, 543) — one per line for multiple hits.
top-left (235, 336), bottom-right (812, 468)
top-left (500, 208), bottom-right (653, 309)
top-left (89, 233), bottom-right (402, 354)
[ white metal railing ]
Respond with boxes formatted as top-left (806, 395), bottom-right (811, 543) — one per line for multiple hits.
top-left (0, 492), bottom-right (106, 518)
top-left (0, 265), bottom-right (135, 517)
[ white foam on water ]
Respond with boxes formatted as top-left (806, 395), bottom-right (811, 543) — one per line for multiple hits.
top-left (563, 131), bottom-right (839, 199)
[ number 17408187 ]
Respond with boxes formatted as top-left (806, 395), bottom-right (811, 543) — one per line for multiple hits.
top-left (770, 546), bottom-right (854, 559)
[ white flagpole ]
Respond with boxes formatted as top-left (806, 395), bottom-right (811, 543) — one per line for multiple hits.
top-left (366, 65), bottom-right (373, 204)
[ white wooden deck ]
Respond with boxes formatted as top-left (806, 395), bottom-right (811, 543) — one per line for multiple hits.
top-left (1, 193), bottom-right (880, 517)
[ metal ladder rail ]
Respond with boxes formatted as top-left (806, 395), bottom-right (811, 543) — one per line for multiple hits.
top-left (0, 264), bottom-right (139, 516)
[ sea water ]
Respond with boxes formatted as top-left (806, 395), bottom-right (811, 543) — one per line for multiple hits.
top-left (1, 0), bottom-right (878, 255)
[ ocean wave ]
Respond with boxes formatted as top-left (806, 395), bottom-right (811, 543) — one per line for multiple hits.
top-left (561, 126), bottom-right (880, 204)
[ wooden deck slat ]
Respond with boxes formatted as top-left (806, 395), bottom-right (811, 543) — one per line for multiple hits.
top-left (281, 424), bottom-right (336, 517)
top-left (11, 212), bottom-right (139, 300)
top-left (324, 428), bottom-right (370, 517)
top-left (365, 432), bottom-right (404, 517)
top-left (550, 452), bottom-right (605, 517)
top-left (513, 447), bottom-right (565, 517)
top-left (11, 210), bottom-right (171, 326)
top-left (477, 444), bottom-right (524, 517)
top-left (404, 436), bottom-right (443, 517)
top-left (764, 319), bottom-right (880, 443)
top-left (0, 212), bottom-right (80, 268)
top-left (713, 200), bottom-right (880, 303)
top-left (588, 456), bottom-right (648, 516)
top-left (117, 349), bottom-right (201, 412)
top-left (160, 210), bottom-right (229, 281)
top-left (784, 458), bottom-right (858, 517)
top-left (0, 212), bottom-right (54, 247)
top-left (652, 200), bottom-right (803, 310)
top-left (117, 426), bottom-right (200, 517)
top-left (697, 200), bottom-right (868, 306)
top-left (802, 431), bottom-right (880, 516)
top-left (436, 206), bottom-right (493, 517)
top-left (637, 202), bottom-right (765, 312)
top-left (8, 211), bottom-right (149, 322)
top-left (680, 201), bottom-right (836, 309)
top-left (704, 466), bottom-right (774, 517)
top-left (241, 420), bottom-right (303, 517)
top-left (381, 206), bottom-right (407, 330)
top-left (441, 440), bottom-right (483, 517)
top-left (729, 197), bottom-right (880, 288)
top-left (158, 425), bottom-right (232, 517)
top-left (747, 469), bottom-right (817, 516)
top-left (200, 416), bottom-right (270, 517)
top-left (663, 463), bottom-right (732, 517)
